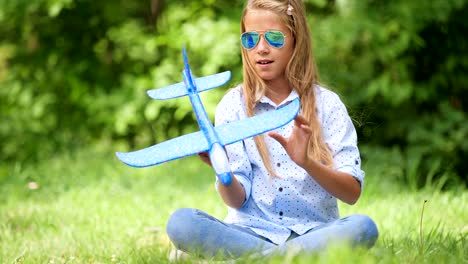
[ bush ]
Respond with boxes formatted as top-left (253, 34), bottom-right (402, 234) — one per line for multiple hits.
top-left (1, 0), bottom-right (466, 187)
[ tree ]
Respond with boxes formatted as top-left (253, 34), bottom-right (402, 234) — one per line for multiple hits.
top-left (1, 0), bottom-right (466, 186)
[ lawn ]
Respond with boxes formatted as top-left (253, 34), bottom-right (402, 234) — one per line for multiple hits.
top-left (1, 146), bottom-right (466, 263)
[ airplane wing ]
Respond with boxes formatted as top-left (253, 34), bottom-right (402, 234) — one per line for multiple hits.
top-left (215, 98), bottom-right (300, 146)
top-left (147, 71), bottom-right (231, 100)
top-left (116, 98), bottom-right (299, 168)
top-left (116, 130), bottom-right (209, 168)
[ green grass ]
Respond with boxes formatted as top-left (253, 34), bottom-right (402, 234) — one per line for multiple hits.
top-left (1, 146), bottom-right (467, 263)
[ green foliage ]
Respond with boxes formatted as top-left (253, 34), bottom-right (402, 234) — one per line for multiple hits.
top-left (0, 0), bottom-right (242, 162)
top-left (1, 0), bottom-right (467, 186)
top-left (312, 0), bottom-right (468, 187)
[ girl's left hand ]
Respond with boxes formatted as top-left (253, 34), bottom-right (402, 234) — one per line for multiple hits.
top-left (268, 114), bottom-right (312, 168)
top-left (197, 152), bottom-right (212, 167)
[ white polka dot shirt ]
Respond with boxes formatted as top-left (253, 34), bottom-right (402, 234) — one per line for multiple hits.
top-left (214, 85), bottom-right (364, 245)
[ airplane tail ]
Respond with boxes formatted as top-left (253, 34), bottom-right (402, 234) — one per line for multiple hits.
top-left (147, 47), bottom-right (231, 100)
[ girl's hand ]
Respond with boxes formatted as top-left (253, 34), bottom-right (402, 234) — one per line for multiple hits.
top-left (268, 114), bottom-right (312, 168)
top-left (197, 152), bottom-right (212, 167)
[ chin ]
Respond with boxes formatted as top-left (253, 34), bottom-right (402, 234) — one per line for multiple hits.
top-left (257, 73), bottom-right (275, 81)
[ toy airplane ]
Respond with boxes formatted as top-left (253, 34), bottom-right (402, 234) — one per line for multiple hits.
top-left (116, 47), bottom-right (300, 186)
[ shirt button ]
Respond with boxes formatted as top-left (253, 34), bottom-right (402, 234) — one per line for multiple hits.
top-left (279, 211), bottom-right (283, 216)
top-left (276, 163), bottom-right (281, 167)
top-left (278, 187), bottom-right (283, 192)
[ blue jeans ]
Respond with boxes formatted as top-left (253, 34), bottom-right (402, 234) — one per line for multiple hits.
top-left (166, 208), bottom-right (378, 259)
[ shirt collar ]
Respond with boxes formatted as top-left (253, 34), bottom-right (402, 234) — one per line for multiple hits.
top-left (258, 89), bottom-right (299, 108)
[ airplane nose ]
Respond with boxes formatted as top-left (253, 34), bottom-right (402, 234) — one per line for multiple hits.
top-left (218, 172), bottom-right (232, 186)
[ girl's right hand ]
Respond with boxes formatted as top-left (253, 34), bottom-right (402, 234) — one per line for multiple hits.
top-left (197, 152), bottom-right (212, 167)
top-left (268, 114), bottom-right (312, 168)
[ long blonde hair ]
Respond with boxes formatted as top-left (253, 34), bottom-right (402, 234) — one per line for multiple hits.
top-left (240, 0), bottom-right (333, 176)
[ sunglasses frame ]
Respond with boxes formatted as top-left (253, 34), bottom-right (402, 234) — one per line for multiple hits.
top-left (240, 30), bottom-right (286, 50)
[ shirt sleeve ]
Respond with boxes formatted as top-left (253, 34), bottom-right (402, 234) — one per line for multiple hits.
top-left (320, 90), bottom-right (365, 186)
top-left (214, 88), bottom-right (253, 206)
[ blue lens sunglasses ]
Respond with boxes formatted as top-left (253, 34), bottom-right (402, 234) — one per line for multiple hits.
top-left (241, 30), bottom-right (286, 49)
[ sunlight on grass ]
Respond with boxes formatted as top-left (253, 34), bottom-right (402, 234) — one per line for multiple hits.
top-left (1, 147), bottom-right (466, 263)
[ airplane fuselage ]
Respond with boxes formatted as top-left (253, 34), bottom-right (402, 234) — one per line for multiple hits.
top-left (182, 61), bottom-right (232, 185)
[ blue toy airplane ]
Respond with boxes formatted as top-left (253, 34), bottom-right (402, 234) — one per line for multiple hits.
top-left (116, 47), bottom-right (300, 186)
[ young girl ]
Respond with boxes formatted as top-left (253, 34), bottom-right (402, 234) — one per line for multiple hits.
top-left (166, 0), bottom-right (378, 259)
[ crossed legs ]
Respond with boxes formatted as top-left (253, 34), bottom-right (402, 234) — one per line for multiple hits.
top-left (166, 208), bottom-right (378, 259)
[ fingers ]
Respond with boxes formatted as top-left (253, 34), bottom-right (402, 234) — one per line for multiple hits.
top-left (197, 152), bottom-right (212, 166)
top-left (268, 131), bottom-right (287, 147)
top-left (295, 114), bottom-right (312, 134)
top-left (269, 114), bottom-right (311, 145)
top-left (294, 114), bottom-right (309, 126)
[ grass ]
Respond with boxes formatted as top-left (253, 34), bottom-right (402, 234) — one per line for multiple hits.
top-left (0, 145), bottom-right (467, 263)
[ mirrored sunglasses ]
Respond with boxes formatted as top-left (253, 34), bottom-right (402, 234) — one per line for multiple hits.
top-left (240, 30), bottom-right (286, 49)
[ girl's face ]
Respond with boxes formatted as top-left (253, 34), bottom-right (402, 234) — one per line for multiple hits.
top-left (243, 9), bottom-right (294, 84)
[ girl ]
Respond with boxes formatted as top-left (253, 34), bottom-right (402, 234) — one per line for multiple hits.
top-left (167, 0), bottom-right (378, 259)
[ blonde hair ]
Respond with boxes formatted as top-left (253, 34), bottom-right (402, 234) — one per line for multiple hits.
top-left (240, 0), bottom-right (333, 176)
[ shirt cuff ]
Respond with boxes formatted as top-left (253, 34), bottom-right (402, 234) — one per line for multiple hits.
top-left (337, 165), bottom-right (365, 187)
top-left (233, 173), bottom-right (251, 207)
top-left (214, 173), bottom-right (252, 207)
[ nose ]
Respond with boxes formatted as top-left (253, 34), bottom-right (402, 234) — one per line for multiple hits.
top-left (256, 35), bottom-right (270, 53)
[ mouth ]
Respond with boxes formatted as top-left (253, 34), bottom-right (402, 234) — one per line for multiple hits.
top-left (257, 59), bottom-right (273, 65)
